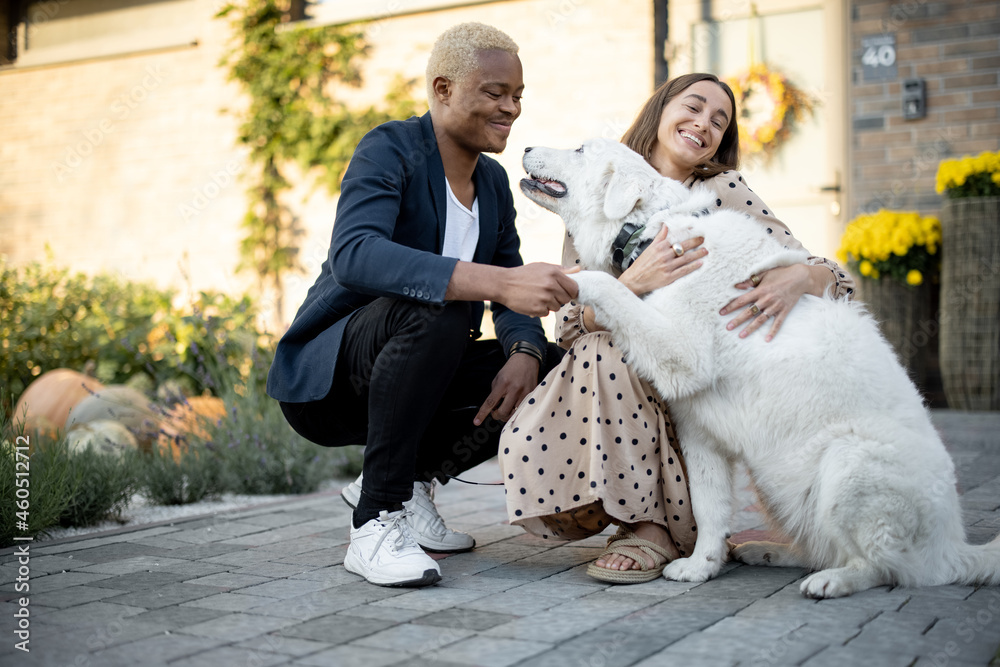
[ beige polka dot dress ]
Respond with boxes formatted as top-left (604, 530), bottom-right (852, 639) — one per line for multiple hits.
top-left (498, 170), bottom-right (856, 555)
top-left (499, 331), bottom-right (696, 559)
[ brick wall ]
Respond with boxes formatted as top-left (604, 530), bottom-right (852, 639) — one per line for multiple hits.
top-left (848, 0), bottom-right (1000, 218)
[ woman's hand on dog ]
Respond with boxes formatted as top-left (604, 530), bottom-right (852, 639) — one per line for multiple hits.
top-left (620, 226), bottom-right (707, 296)
top-left (720, 263), bottom-right (816, 342)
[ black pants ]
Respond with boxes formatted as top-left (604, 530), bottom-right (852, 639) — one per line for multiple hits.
top-left (280, 297), bottom-right (562, 508)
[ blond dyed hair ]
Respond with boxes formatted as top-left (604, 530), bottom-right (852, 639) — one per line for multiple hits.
top-left (426, 22), bottom-right (519, 105)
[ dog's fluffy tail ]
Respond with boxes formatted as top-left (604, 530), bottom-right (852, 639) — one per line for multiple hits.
top-left (951, 535), bottom-right (1000, 586)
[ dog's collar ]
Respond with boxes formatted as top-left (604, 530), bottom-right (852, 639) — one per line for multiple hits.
top-left (611, 222), bottom-right (652, 273)
top-left (611, 208), bottom-right (711, 273)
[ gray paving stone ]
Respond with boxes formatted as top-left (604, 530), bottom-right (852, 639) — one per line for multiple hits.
top-left (455, 589), bottom-right (571, 616)
top-left (169, 644), bottom-right (293, 666)
top-left (272, 546), bottom-right (347, 567)
top-left (238, 578), bottom-right (335, 600)
top-left (839, 609), bottom-right (945, 658)
top-left (236, 633), bottom-right (334, 657)
top-left (159, 543), bottom-right (251, 560)
top-left (88, 570), bottom-right (191, 592)
top-left (33, 599), bottom-right (151, 631)
top-left (75, 555), bottom-right (193, 575)
top-left (180, 592), bottom-right (278, 612)
top-left (87, 632), bottom-right (225, 666)
top-left (369, 585), bottom-right (492, 612)
top-left (503, 580), bottom-right (605, 600)
top-left (159, 561), bottom-right (232, 577)
top-left (130, 535), bottom-right (203, 550)
top-left (801, 645), bottom-right (918, 666)
top-left (483, 592), bottom-right (663, 643)
top-left (922, 615), bottom-right (1000, 665)
top-left (36, 584), bottom-right (127, 609)
top-left (281, 613), bottom-right (394, 643)
top-left (350, 621), bottom-right (476, 653)
top-left (291, 644), bottom-right (408, 667)
top-left (102, 582), bottom-right (228, 609)
top-left (127, 604), bottom-right (229, 630)
top-left (55, 542), bottom-right (174, 564)
top-left (412, 608), bottom-right (517, 631)
top-left (335, 604), bottom-right (429, 623)
top-left (28, 570), bottom-right (115, 593)
top-left (515, 627), bottom-right (679, 667)
top-left (423, 635), bottom-right (553, 667)
top-left (243, 588), bottom-right (370, 620)
top-left (288, 565), bottom-right (362, 586)
top-left (233, 562), bottom-right (321, 578)
top-left (255, 535), bottom-right (346, 555)
top-left (681, 564), bottom-right (810, 599)
top-left (19, 553), bottom-right (95, 574)
top-left (437, 574), bottom-right (532, 593)
top-left (178, 612), bottom-right (299, 642)
top-left (202, 550), bottom-right (278, 567)
top-left (185, 572), bottom-right (273, 589)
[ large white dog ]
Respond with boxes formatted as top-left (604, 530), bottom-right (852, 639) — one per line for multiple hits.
top-left (519, 138), bottom-right (1000, 598)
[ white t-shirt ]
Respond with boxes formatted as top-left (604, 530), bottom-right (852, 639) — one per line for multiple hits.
top-left (442, 179), bottom-right (480, 262)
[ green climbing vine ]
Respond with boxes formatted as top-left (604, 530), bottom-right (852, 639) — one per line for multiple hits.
top-left (216, 0), bottom-right (424, 322)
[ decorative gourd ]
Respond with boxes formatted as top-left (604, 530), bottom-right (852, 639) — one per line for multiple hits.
top-left (13, 369), bottom-right (106, 435)
top-left (67, 385), bottom-right (161, 451)
top-left (157, 396), bottom-right (226, 460)
top-left (66, 419), bottom-right (138, 456)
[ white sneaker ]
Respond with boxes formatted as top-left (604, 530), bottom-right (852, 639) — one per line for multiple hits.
top-left (341, 474), bottom-right (476, 553)
top-left (343, 509), bottom-right (441, 587)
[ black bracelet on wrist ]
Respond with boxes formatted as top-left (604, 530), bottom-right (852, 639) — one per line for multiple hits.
top-left (508, 341), bottom-right (544, 365)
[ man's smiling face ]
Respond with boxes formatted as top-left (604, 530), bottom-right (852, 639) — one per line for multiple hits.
top-left (436, 49), bottom-right (524, 156)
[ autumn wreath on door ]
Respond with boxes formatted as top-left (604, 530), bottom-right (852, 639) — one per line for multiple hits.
top-left (726, 63), bottom-right (816, 163)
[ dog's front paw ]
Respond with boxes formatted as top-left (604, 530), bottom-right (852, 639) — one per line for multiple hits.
top-left (662, 556), bottom-right (721, 583)
top-left (568, 270), bottom-right (618, 305)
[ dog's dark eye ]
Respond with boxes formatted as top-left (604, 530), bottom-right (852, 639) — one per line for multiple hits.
top-left (576, 146), bottom-right (584, 154)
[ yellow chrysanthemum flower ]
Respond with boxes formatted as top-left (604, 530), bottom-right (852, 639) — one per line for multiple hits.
top-left (906, 270), bottom-right (923, 286)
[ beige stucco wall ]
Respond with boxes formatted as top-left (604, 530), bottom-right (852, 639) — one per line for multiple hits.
top-left (0, 0), bottom-right (656, 333)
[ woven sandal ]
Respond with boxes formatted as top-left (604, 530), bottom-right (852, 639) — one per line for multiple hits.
top-left (586, 529), bottom-right (672, 584)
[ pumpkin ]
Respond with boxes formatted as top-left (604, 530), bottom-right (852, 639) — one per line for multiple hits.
top-left (13, 369), bottom-right (106, 435)
top-left (67, 385), bottom-right (161, 451)
top-left (66, 419), bottom-right (138, 456)
top-left (157, 396), bottom-right (226, 460)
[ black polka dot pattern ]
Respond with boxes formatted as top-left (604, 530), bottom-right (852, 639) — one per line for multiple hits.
top-left (496, 331), bottom-right (696, 552)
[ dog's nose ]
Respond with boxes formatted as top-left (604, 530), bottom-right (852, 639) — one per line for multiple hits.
top-left (524, 147), bottom-right (533, 153)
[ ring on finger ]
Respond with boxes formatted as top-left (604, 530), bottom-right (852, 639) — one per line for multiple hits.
top-left (750, 273), bottom-right (762, 287)
top-left (672, 242), bottom-right (685, 257)
top-left (749, 304), bottom-right (760, 316)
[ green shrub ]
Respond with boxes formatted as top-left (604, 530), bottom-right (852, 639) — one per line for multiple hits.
top-left (0, 259), bottom-right (174, 405)
top-left (1, 404), bottom-right (70, 546)
top-left (59, 445), bottom-right (137, 527)
top-left (185, 350), bottom-right (361, 496)
top-left (0, 259), bottom-right (270, 413)
top-left (130, 444), bottom-right (227, 506)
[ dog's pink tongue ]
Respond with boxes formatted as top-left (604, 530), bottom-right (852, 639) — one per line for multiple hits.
top-left (540, 179), bottom-right (566, 193)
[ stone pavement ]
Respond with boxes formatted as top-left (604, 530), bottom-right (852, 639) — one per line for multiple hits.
top-left (3, 409), bottom-right (1000, 667)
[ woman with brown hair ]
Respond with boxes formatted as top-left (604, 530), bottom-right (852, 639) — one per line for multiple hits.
top-left (499, 73), bottom-right (856, 583)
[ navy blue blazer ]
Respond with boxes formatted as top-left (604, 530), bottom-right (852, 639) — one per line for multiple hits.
top-left (266, 112), bottom-right (547, 403)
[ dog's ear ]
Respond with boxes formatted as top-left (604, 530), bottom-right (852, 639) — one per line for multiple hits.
top-left (603, 164), bottom-right (646, 220)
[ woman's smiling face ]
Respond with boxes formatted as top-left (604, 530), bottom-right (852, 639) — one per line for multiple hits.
top-left (649, 80), bottom-right (734, 180)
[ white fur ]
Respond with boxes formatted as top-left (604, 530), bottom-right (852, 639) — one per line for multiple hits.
top-left (520, 138), bottom-right (1000, 598)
